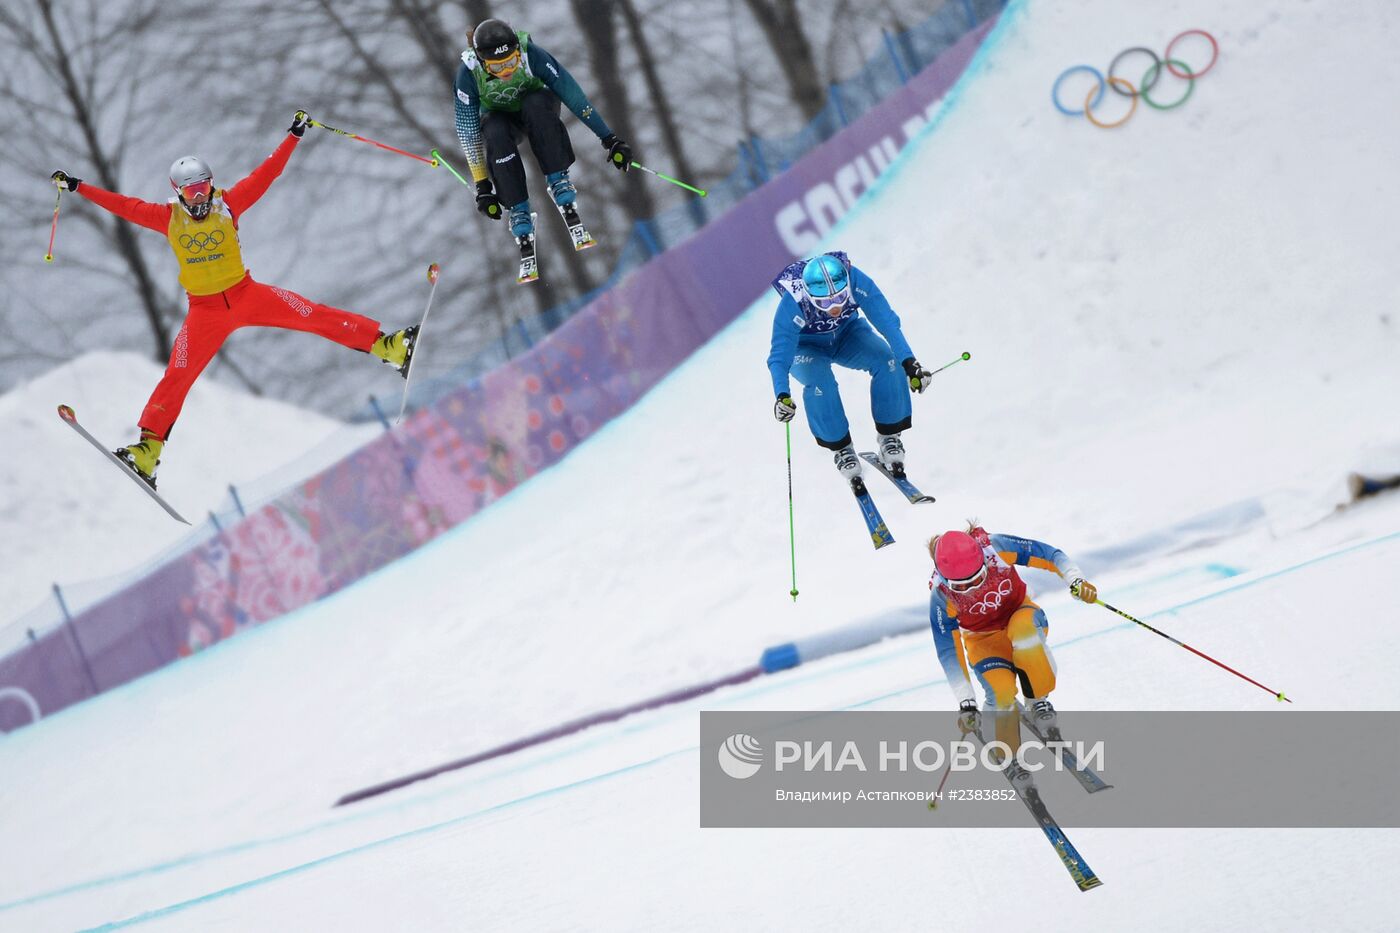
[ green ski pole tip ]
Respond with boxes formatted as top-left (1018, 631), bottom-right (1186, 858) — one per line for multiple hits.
top-left (961, 351), bottom-right (971, 360)
top-left (789, 589), bottom-right (799, 600)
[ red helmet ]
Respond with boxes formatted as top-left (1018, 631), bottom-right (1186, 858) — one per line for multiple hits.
top-left (933, 531), bottom-right (986, 585)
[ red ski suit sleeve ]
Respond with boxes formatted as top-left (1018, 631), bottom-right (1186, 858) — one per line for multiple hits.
top-left (223, 134), bottom-right (299, 219)
top-left (75, 184), bottom-right (171, 233)
top-left (74, 133), bottom-right (300, 230)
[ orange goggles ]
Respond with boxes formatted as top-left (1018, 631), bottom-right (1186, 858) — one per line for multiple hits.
top-left (178, 180), bottom-right (212, 202)
top-left (483, 51), bottom-right (520, 76)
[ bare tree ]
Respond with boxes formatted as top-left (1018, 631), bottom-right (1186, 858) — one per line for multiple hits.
top-left (570, 0), bottom-right (657, 228)
top-left (738, 0), bottom-right (827, 120)
top-left (0, 0), bottom-right (177, 361)
top-left (617, 0), bottom-right (705, 229)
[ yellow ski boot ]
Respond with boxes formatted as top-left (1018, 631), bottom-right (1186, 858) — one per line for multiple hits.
top-left (371, 325), bottom-right (419, 378)
top-left (114, 433), bottom-right (163, 489)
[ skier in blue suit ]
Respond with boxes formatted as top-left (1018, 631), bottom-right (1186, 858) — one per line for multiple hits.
top-left (767, 252), bottom-right (933, 483)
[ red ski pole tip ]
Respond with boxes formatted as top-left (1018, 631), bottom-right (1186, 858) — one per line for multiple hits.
top-left (57, 404), bottom-right (75, 420)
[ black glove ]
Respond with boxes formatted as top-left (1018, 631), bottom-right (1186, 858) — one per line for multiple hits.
top-left (774, 393), bottom-right (796, 423)
top-left (903, 357), bottom-right (933, 394)
top-left (602, 134), bottom-right (632, 172)
top-left (289, 110), bottom-right (311, 137)
top-left (475, 179), bottom-right (501, 219)
top-left (50, 170), bottom-right (80, 192)
top-left (957, 700), bottom-right (981, 737)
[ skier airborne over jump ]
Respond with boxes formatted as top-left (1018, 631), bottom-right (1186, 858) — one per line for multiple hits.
top-left (455, 17), bottom-right (633, 282)
top-left (50, 112), bottom-right (417, 488)
top-left (767, 252), bottom-right (934, 485)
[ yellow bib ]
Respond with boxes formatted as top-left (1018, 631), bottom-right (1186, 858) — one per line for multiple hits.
top-left (166, 192), bottom-right (246, 295)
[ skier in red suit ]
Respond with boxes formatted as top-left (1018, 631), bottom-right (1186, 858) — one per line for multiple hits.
top-left (50, 111), bottom-right (416, 488)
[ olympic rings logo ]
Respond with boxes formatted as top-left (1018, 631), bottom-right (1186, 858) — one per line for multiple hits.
top-left (178, 230), bottom-right (226, 253)
top-left (967, 578), bottom-right (1014, 614)
top-left (486, 84), bottom-right (526, 103)
top-left (1052, 29), bottom-right (1218, 128)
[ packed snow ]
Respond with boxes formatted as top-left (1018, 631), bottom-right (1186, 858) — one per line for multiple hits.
top-left (2, 351), bottom-right (379, 634)
top-left (2, 0), bottom-right (1398, 929)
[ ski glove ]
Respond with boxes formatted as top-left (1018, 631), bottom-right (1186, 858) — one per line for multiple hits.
top-left (958, 700), bottom-right (981, 737)
top-left (774, 393), bottom-right (797, 423)
top-left (475, 179), bottom-right (502, 219)
top-left (903, 357), bottom-right (933, 394)
top-left (50, 170), bottom-right (80, 192)
top-left (1069, 578), bottom-right (1098, 604)
top-left (289, 110), bottom-right (311, 137)
top-left (602, 134), bottom-right (632, 172)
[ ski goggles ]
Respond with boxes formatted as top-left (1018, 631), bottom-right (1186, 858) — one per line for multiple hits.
top-left (483, 50), bottom-right (520, 76)
top-left (945, 564), bottom-right (989, 593)
top-left (808, 287), bottom-right (851, 313)
top-left (178, 179), bottom-right (212, 202)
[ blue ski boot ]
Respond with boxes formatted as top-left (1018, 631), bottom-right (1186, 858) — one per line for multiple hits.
top-left (546, 170), bottom-right (595, 251)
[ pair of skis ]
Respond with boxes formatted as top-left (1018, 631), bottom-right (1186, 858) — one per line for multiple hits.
top-left (58, 264), bottom-right (444, 523)
top-left (848, 452), bottom-right (935, 549)
top-left (516, 201), bottom-right (596, 284)
top-left (980, 709), bottom-right (1109, 892)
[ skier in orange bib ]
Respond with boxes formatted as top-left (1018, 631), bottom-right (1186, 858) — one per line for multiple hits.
top-left (50, 111), bottom-right (416, 488)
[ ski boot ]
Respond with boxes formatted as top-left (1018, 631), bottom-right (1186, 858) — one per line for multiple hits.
top-left (1004, 761), bottom-right (1037, 794)
top-left (371, 325), bottom-right (419, 379)
top-left (510, 202), bottom-right (538, 284)
top-left (547, 170), bottom-right (595, 251)
top-left (1029, 698), bottom-right (1062, 740)
top-left (114, 433), bottom-right (163, 490)
top-left (876, 432), bottom-right (906, 478)
top-left (834, 443), bottom-right (866, 493)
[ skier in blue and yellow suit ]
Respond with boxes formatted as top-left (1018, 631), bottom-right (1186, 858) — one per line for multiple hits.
top-left (928, 525), bottom-right (1099, 751)
top-left (767, 252), bottom-right (933, 484)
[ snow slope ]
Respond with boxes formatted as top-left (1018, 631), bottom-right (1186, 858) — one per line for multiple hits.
top-left (2, 0), bottom-right (1399, 928)
top-left (2, 351), bottom-right (378, 630)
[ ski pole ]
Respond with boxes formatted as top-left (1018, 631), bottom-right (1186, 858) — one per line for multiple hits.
top-left (628, 161), bottom-right (707, 197)
top-left (304, 114), bottom-right (439, 167)
top-left (430, 149), bottom-right (473, 187)
top-left (928, 351), bottom-right (972, 377)
top-left (926, 754), bottom-right (957, 810)
top-left (785, 421), bottom-right (798, 601)
top-left (44, 185), bottom-right (63, 263)
top-left (1095, 599), bottom-right (1291, 703)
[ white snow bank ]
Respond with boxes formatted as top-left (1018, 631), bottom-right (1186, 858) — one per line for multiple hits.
top-left (1, 351), bottom-right (376, 629)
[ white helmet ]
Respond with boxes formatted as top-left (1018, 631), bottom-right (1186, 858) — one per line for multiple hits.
top-left (169, 156), bottom-right (214, 218)
top-left (169, 155), bottom-right (212, 189)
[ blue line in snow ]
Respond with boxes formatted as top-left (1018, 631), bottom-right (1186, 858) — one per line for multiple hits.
top-left (80, 747), bottom-right (693, 932)
top-left (54, 523), bottom-right (1400, 924)
top-left (16, 530), bottom-right (1398, 924)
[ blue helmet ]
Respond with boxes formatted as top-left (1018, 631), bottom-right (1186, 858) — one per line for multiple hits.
top-left (802, 254), bottom-right (851, 313)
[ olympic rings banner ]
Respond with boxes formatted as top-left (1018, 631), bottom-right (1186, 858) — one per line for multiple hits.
top-left (1052, 29), bottom-right (1219, 128)
top-left (0, 14), bottom-right (1006, 733)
